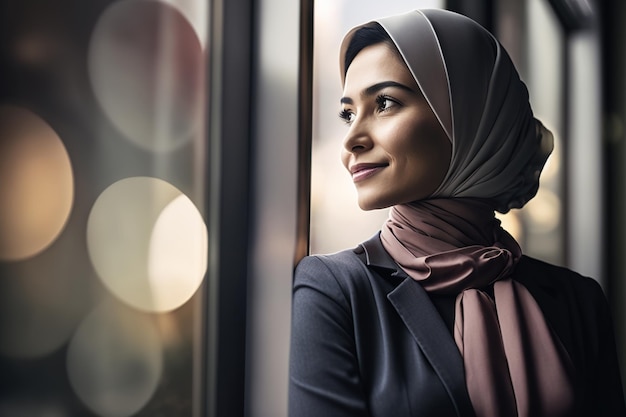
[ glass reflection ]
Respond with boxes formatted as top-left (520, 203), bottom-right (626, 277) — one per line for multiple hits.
top-left (86, 177), bottom-right (207, 313)
top-left (0, 0), bottom-right (208, 415)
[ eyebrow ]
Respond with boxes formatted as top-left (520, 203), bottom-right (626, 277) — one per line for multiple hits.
top-left (340, 81), bottom-right (416, 104)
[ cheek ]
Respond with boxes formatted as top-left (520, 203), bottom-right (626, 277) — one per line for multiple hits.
top-left (383, 122), bottom-right (421, 157)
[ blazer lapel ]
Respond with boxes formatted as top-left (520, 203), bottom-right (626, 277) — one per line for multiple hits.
top-left (360, 234), bottom-right (475, 417)
top-left (388, 279), bottom-right (474, 417)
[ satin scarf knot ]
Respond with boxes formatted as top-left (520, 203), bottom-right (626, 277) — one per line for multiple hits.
top-left (380, 200), bottom-right (575, 417)
top-left (408, 244), bottom-right (517, 295)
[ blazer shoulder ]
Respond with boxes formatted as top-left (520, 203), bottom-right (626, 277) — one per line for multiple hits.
top-left (516, 255), bottom-right (604, 296)
top-left (294, 246), bottom-right (396, 300)
top-left (294, 247), bottom-right (374, 296)
top-left (516, 258), bottom-right (624, 415)
top-left (296, 248), bottom-right (365, 277)
top-left (515, 255), bottom-right (611, 347)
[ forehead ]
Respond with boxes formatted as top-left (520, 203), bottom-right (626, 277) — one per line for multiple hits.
top-left (343, 43), bottom-right (415, 94)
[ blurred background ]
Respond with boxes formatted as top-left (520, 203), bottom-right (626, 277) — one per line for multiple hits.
top-left (0, 0), bottom-right (624, 416)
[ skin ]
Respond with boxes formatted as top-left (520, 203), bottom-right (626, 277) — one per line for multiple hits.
top-left (340, 43), bottom-right (452, 211)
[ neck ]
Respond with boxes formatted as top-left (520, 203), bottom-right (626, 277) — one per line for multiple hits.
top-left (389, 199), bottom-right (501, 255)
top-left (381, 197), bottom-right (522, 291)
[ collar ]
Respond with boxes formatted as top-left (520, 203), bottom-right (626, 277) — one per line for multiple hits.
top-left (355, 232), bottom-right (402, 275)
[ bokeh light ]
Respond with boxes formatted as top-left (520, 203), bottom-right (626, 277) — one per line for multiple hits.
top-left (541, 134), bottom-right (560, 182)
top-left (158, 0), bottom-right (207, 48)
top-left (86, 177), bottom-right (207, 312)
top-left (525, 188), bottom-right (562, 232)
top-left (0, 105), bottom-right (74, 261)
top-left (496, 211), bottom-right (524, 245)
top-left (66, 299), bottom-right (163, 417)
top-left (87, 0), bottom-right (204, 152)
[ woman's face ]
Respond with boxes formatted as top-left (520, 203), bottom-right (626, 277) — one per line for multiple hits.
top-left (340, 43), bottom-right (451, 210)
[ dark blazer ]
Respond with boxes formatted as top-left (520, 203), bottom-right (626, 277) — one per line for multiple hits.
top-left (289, 233), bottom-right (625, 417)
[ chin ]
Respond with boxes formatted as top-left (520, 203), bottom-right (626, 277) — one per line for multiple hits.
top-left (357, 197), bottom-right (392, 211)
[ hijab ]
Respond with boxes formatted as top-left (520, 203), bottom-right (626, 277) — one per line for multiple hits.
top-left (340, 9), bottom-right (553, 214)
top-left (340, 9), bottom-right (575, 417)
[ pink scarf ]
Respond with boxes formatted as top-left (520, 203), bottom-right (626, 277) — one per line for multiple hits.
top-left (380, 199), bottom-right (575, 417)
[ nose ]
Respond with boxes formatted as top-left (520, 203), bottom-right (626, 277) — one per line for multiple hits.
top-left (342, 119), bottom-right (372, 154)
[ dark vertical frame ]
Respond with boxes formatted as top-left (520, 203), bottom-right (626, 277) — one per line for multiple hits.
top-left (601, 0), bottom-right (626, 308)
top-left (295, 0), bottom-right (314, 265)
top-left (600, 0), bottom-right (626, 390)
top-left (204, 0), bottom-right (253, 416)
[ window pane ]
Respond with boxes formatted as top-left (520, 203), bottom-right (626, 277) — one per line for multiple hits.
top-left (0, 1), bottom-right (208, 415)
top-left (496, 0), bottom-right (566, 265)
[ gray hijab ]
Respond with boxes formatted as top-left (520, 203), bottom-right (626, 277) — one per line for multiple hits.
top-left (340, 9), bottom-right (553, 213)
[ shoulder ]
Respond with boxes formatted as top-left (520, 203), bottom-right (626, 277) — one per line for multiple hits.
top-left (515, 255), bottom-right (611, 339)
top-left (517, 257), bottom-right (624, 413)
top-left (516, 255), bottom-right (605, 296)
top-left (295, 248), bottom-right (366, 277)
top-left (294, 248), bottom-right (372, 294)
top-left (292, 248), bottom-right (386, 337)
top-left (294, 245), bottom-right (394, 311)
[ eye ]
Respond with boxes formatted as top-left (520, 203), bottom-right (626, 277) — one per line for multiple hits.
top-left (339, 109), bottom-right (356, 125)
top-left (376, 95), bottom-right (398, 113)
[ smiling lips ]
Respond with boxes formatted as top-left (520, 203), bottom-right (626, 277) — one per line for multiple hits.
top-left (350, 163), bottom-right (388, 182)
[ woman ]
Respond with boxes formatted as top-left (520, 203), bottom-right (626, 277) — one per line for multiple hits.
top-left (289, 8), bottom-right (625, 417)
